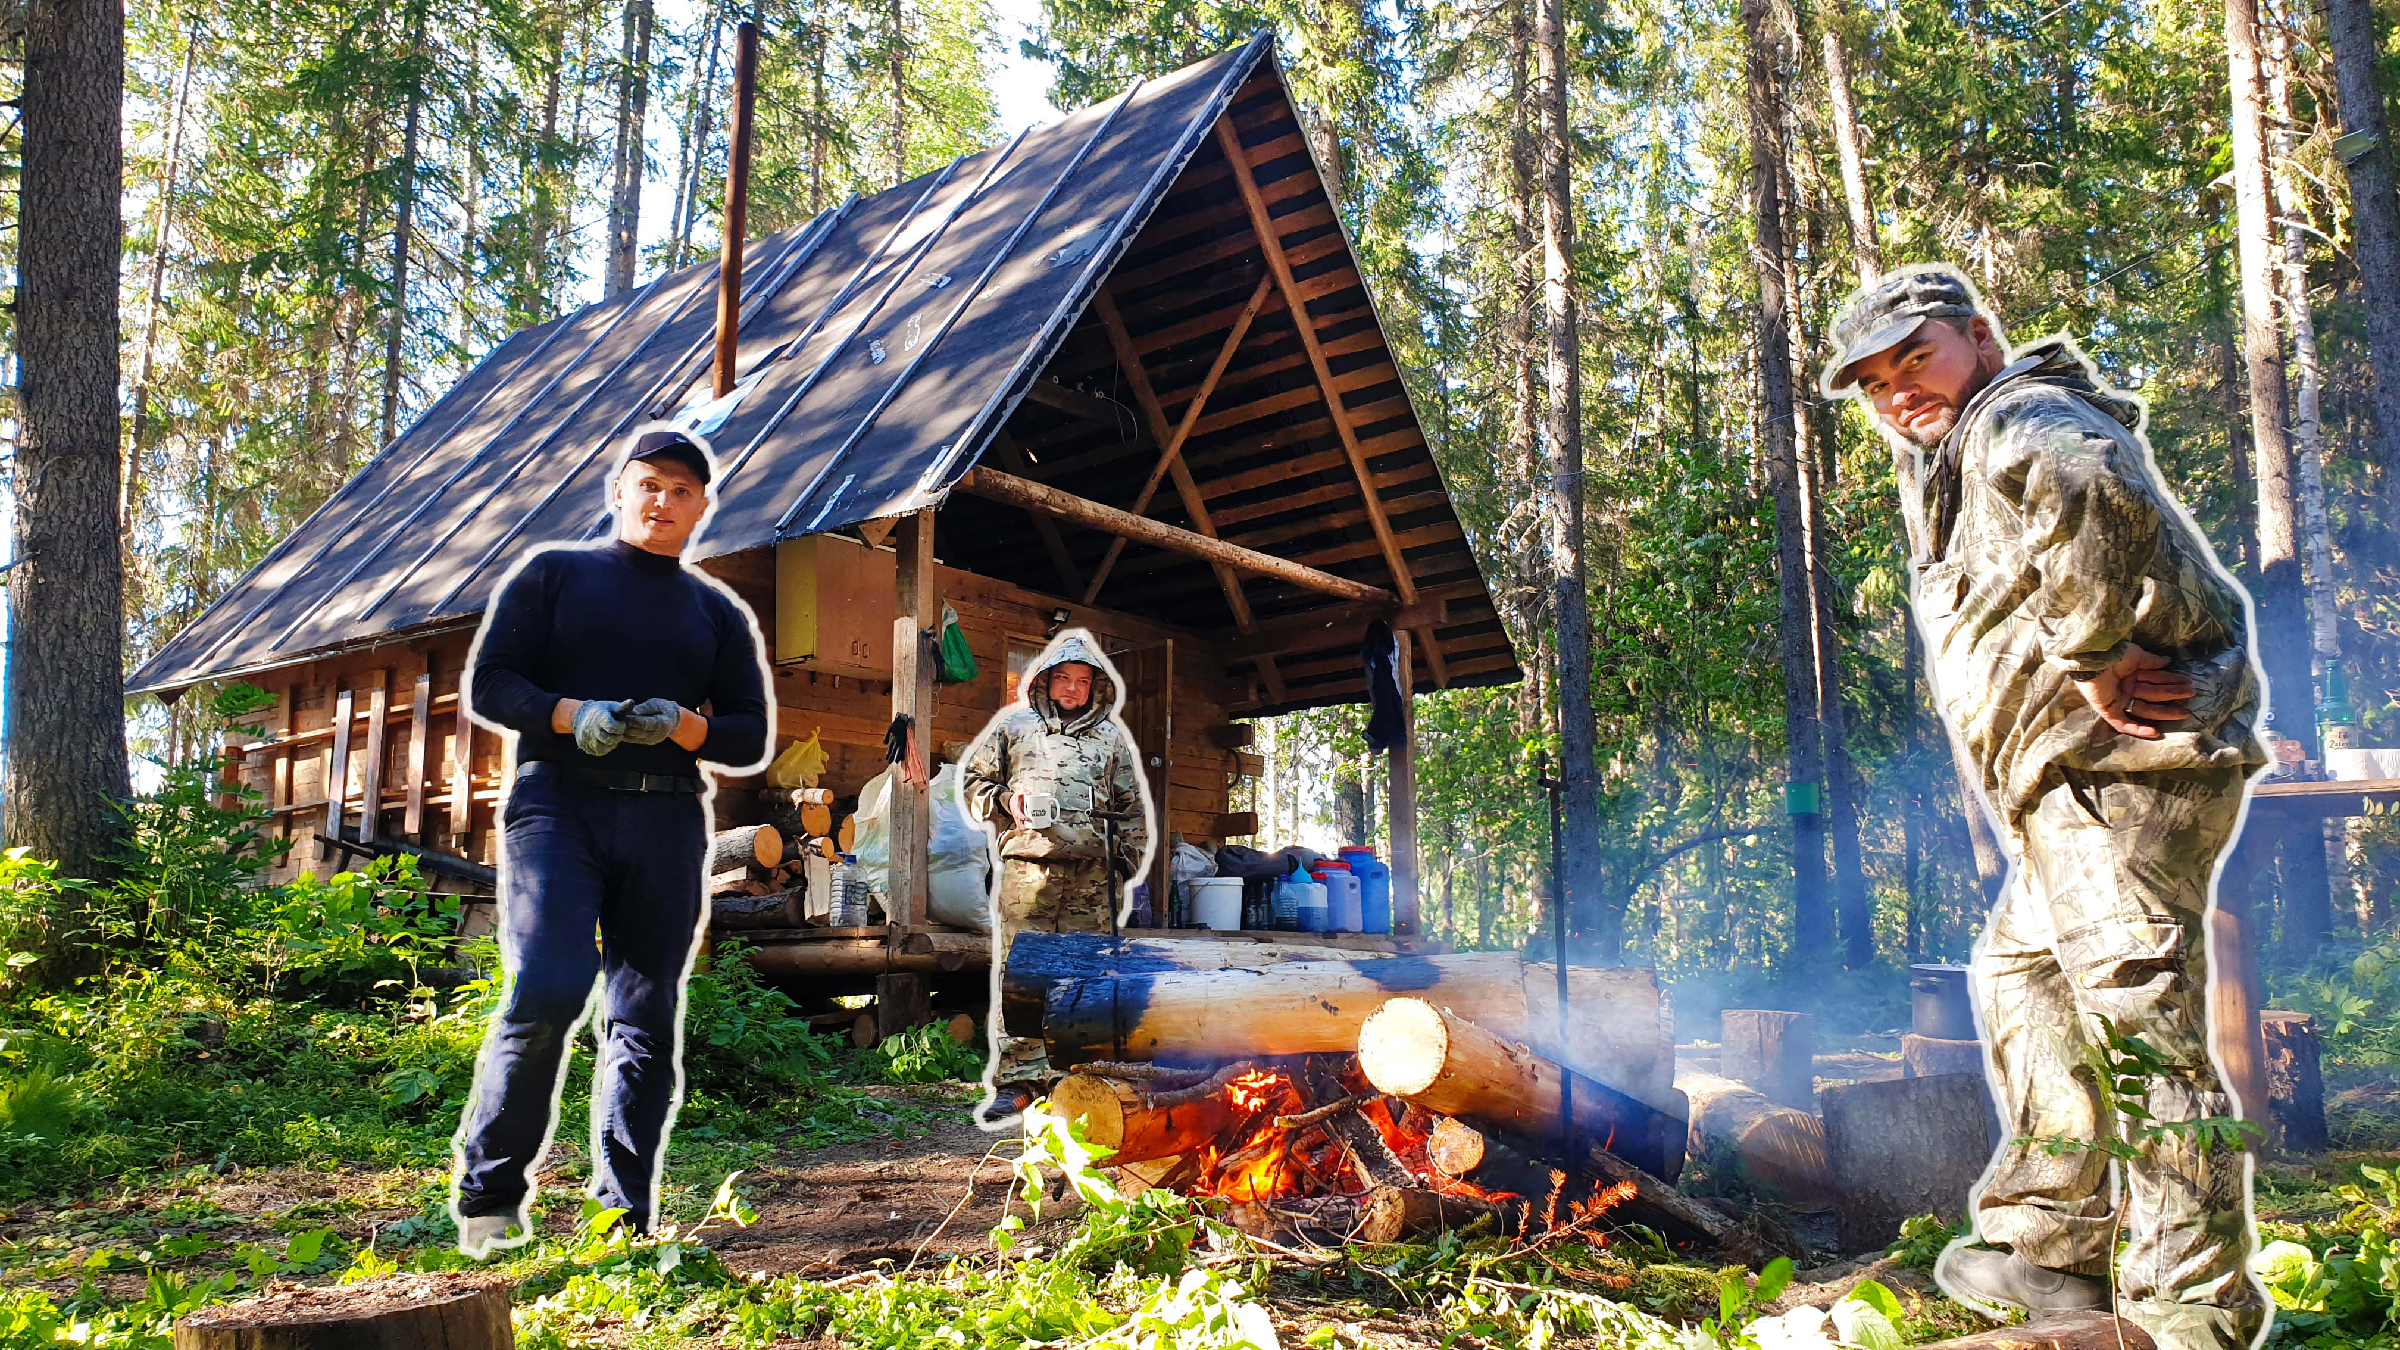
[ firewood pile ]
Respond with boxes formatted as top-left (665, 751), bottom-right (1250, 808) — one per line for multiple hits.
top-left (1009, 932), bottom-right (1755, 1252)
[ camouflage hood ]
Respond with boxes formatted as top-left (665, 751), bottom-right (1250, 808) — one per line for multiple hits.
top-left (1025, 633), bottom-right (1120, 735)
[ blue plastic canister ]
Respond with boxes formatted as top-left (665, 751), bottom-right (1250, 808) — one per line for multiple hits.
top-left (1290, 880), bottom-right (1330, 933)
top-left (1312, 862), bottom-right (1362, 932)
top-left (1340, 847), bottom-right (1392, 933)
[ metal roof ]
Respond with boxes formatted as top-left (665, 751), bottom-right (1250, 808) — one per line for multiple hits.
top-left (130, 37), bottom-right (1275, 695)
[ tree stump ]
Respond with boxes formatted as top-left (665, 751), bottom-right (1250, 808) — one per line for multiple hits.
top-left (2262, 1009), bottom-right (2329, 1154)
top-left (1821, 1074), bottom-right (1993, 1253)
top-left (174, 1274), bottom-right (513, 1348)
top-left (1902, 1033), bottom-right (1984, 1080)
top-left (875, 972), bottom-right (932, 1041)
top-left (1720, 1010), bottom-right (1815, 1110)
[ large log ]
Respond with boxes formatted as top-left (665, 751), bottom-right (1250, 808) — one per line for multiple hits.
top-left (709, 823), bottom-right (784, 874)
top-left (1912, 1312), bottom-right (2155, 1350)
top-left (1677, 1071), bottom-right (1837, 1208)
top-left (174, 1273), bottom-right (513, 1349)
top-left (1902, 1033), bottom-right (1984, 1080)
top-left (1720, 1010), bottom-right (1816, 1110)
top-left (1052, 1073), bottom-right (1237, 1165)
top-left (1355, 997), bottom-right (1686, 1180)
top-left (1003, 932), bottom-right (1423, 1037)
top-left (1821, 1074), bottom-right (1993, 1253)
top-left (1038, 949), bottom-right (1675, 1106)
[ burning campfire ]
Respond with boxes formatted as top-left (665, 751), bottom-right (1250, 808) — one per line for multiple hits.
top-left (1051, 1052), bottom-right (1668, 1246)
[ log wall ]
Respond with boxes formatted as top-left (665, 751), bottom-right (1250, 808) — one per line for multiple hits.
top-left (220, 541), bottom-right (1253, 887)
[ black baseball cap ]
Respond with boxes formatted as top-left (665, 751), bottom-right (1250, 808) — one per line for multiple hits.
top-left (625, 428), bottom-right (713, 486)
top-left (1823, 268), bottom-right (1984, 392)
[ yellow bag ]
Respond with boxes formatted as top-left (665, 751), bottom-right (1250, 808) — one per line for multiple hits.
top-left (766, 729), bottom-right (829, 788)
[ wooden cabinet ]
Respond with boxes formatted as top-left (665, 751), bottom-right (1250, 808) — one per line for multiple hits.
top-left (775, 535), bottom-right (896, 679)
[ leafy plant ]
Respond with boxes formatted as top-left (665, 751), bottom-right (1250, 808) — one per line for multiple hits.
top-left (875, 1019), bottom-right (985, 1085)
top-left (1885, 1213), bottom-right (1962, 1271)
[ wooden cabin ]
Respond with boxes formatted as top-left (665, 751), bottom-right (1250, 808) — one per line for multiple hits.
top-left (127, 37), bottom-right (1519, 1015)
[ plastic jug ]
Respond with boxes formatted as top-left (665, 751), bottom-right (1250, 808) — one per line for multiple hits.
top-left (1311, 861), bottom-right (1362, 932)
top-left (1290, 879), bottom-right (1330, 933)
top-left (1267, 859), bottom-right (1324, 922)
top-left (1340, 846), bottom-right (1392, 934)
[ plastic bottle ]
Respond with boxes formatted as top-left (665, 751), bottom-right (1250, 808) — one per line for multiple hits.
top-left (1272, 862), bottom-right (1317, 932)
top-left (1339, 846), bottom-right (1392, 934)
top-left (1311, 860), bottom-right (1362, 932)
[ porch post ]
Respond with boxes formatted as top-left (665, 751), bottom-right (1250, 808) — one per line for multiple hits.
top-left (887, 510), bottom-right (937, 933)
top-left (1388, 626), bottom-right (1420, 934)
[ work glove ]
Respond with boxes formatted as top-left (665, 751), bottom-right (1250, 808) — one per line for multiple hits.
top-left (620, 697), bottom-right (684, 746)
top-left (572, 699), bottom-right (628, 757)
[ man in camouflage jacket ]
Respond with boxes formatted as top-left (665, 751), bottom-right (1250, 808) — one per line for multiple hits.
top-left (960, 630), bottom-right (1151, 968)
top-left (1826, 268), bottom-right (2269, 1350)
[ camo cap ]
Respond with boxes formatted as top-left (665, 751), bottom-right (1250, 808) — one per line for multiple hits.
top-left (1823, 268), bottom-right (1983, 391)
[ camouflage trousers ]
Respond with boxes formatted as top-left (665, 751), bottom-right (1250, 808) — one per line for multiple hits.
top-left (1970, 768), bottom-right (2266, 1350)
top-left (992, 857), bottom-right (1117, 971)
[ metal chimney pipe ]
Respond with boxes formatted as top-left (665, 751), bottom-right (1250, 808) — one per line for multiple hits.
top-left (713, 20), bottom-right (761, 399)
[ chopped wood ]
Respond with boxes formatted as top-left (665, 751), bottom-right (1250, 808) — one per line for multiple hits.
top-left (1354, 997), bottom-right (1686, 1180)
top-left (1273, 1094), bottom-right (1367, 1132)
top-left (709, 823), bottom-right (785, 874)
top-left (1142, 1060), bottom-right (1260, 1110)
top-left (1355, 1185), bottom-right (1512, 1243)
top-left (1425, 1117), bottom-right (1566, 1202)
top-left (1580, 1145), bottom-right (1762, 1259)
top-left (1052, 1073), bottom-right (1238, 1165)
top-left (711, 889), bottom-right (805, 930)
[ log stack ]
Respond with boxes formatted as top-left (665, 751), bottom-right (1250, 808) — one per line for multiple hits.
top-left (1026, 938), bottom-right (1737, 1252)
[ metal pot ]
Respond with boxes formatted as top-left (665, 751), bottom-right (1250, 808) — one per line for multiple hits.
top-left (1910, 963), bottom-right (1976, 1040)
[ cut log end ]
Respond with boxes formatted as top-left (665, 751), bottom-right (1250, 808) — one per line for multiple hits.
top-left (1356, 996), bottom-right (1449, 1097)
top-left (1052, 1073), bottom-right (1236, 1164)
top-left (1426, 1115), bottom-right (1487, 1177)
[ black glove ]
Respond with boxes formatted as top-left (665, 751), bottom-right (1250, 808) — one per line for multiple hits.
top-left (573, 700), bottom-right (628, 757)
top-left (620, 697), bottom-right (683, 746)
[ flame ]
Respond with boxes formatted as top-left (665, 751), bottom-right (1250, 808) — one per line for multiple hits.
top-left (1224, 1069), bottom-right (1287, 1115)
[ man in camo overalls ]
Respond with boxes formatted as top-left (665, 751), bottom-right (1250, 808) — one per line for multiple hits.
top-left (1825, 267), bottom-right (2270, 1350)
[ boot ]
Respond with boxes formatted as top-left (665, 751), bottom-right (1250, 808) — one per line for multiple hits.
top-left (1936, 1244), bottom-right (2110, 1319)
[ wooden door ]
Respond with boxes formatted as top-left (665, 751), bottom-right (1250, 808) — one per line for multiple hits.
top-left (1110, 639), bottom-right (1173, 922)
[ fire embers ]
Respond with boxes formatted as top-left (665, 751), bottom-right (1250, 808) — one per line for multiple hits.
top-left (1051, 1054), bottom-right (1644, 1245)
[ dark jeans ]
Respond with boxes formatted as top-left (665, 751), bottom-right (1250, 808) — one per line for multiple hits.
top-left (453, 771), bottom-right (707, 1230)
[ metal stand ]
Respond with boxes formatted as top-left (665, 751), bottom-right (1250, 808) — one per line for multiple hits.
top-left (1536, 753), bottom-right (1572, 1146)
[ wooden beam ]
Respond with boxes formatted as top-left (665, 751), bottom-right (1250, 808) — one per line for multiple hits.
top-left (1217, 597), bottom-right (1447, 659)
top-left (992, 430), bottom-right (1083, 596)
top-left (1212, 115), bottom-right (1416, 605)
top-left (405, 665), bottom-right (432, 841)
top-left (1389, 627), bottom-right (1419, 932)
top-left (327, 684), bottom-right (355, 844)
top-left (888, 510), bottom-right (937, 935)
top-left (450, 669), bottom-right (476, 848)
top-left (1088, 290), bottom-right (1259, 631)
top-left (358, 670), bottom-right (391, 844)
top-left (1024, 378), bottom-right (1148, 436)
top-left (1082, 272), bottom-right (1277, 603)
top-left (956, 467), bottom-right (1394, 605)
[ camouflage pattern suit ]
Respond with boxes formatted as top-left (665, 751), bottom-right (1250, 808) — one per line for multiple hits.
top-left (1905, 338), bottom-right (2269, 1350)
top-left (960, 632), bottom-right (1150, 970)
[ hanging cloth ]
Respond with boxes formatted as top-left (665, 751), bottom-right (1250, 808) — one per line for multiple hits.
top-left (1362, 620), bottom-right (1406, 753)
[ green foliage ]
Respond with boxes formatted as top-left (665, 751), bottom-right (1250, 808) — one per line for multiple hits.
top-left (2258, 1165), bottom-right (2400, 1345)
top-left (874, 1019), bottom-right (987, 1085)
top-left (1885, 1213), bottom-right (1964, 1271)
top-left (2016, 1017), bottom-right (2261, 1163)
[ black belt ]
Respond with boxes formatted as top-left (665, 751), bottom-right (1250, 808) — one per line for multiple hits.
top-left (518, 761), bottom-right (705, 794)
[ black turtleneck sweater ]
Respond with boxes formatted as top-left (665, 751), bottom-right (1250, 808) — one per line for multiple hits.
top-left (470, 540), bottom-right (770, 775)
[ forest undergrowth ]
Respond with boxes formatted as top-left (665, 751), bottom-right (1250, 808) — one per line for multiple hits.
top-left (0, 761), bottom-right (2389, 1346)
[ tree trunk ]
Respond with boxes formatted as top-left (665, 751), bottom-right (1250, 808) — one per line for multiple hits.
top-left (2324, 0), bottom-right (2400, 491)
top-left (2268, 21), bottom-right (2353, 914)
top-left (172, 1273), bottom-right (512, 1348)
top-left (1741, 0), bottom-right (1832, 962)
top-left (606, 0), bottom-right (653, 297)
top-left (2225, 0), bottom-right (2330, 945)
top-left (885, 0), bottom-right (908, 185)
top-left (1506, 0), bottom-right (1547, 741)
top-left (124, 11), bottom-right (200, 556)
top-left (524, 8), bottom-right (565, 318)
top-left (381, 0), bottom-right (428, 446)
top-left (1820, 14), bottom-right (1881, 283)
top-left (10, 0), bottom-right (130, 902)
top-left (669, 0), bottom-right (723, 269)
top-left (1426, 1116), bottom-right (1571, 1202)
top-left (1535, 0), bottom-right (1604, 954)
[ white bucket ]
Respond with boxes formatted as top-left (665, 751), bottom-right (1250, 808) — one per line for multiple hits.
top-left (1188, 877), bottom-right (1244, 931)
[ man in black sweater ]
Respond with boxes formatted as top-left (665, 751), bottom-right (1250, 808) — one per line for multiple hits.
top-left (450, 427), bottom-right (770, 1257)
